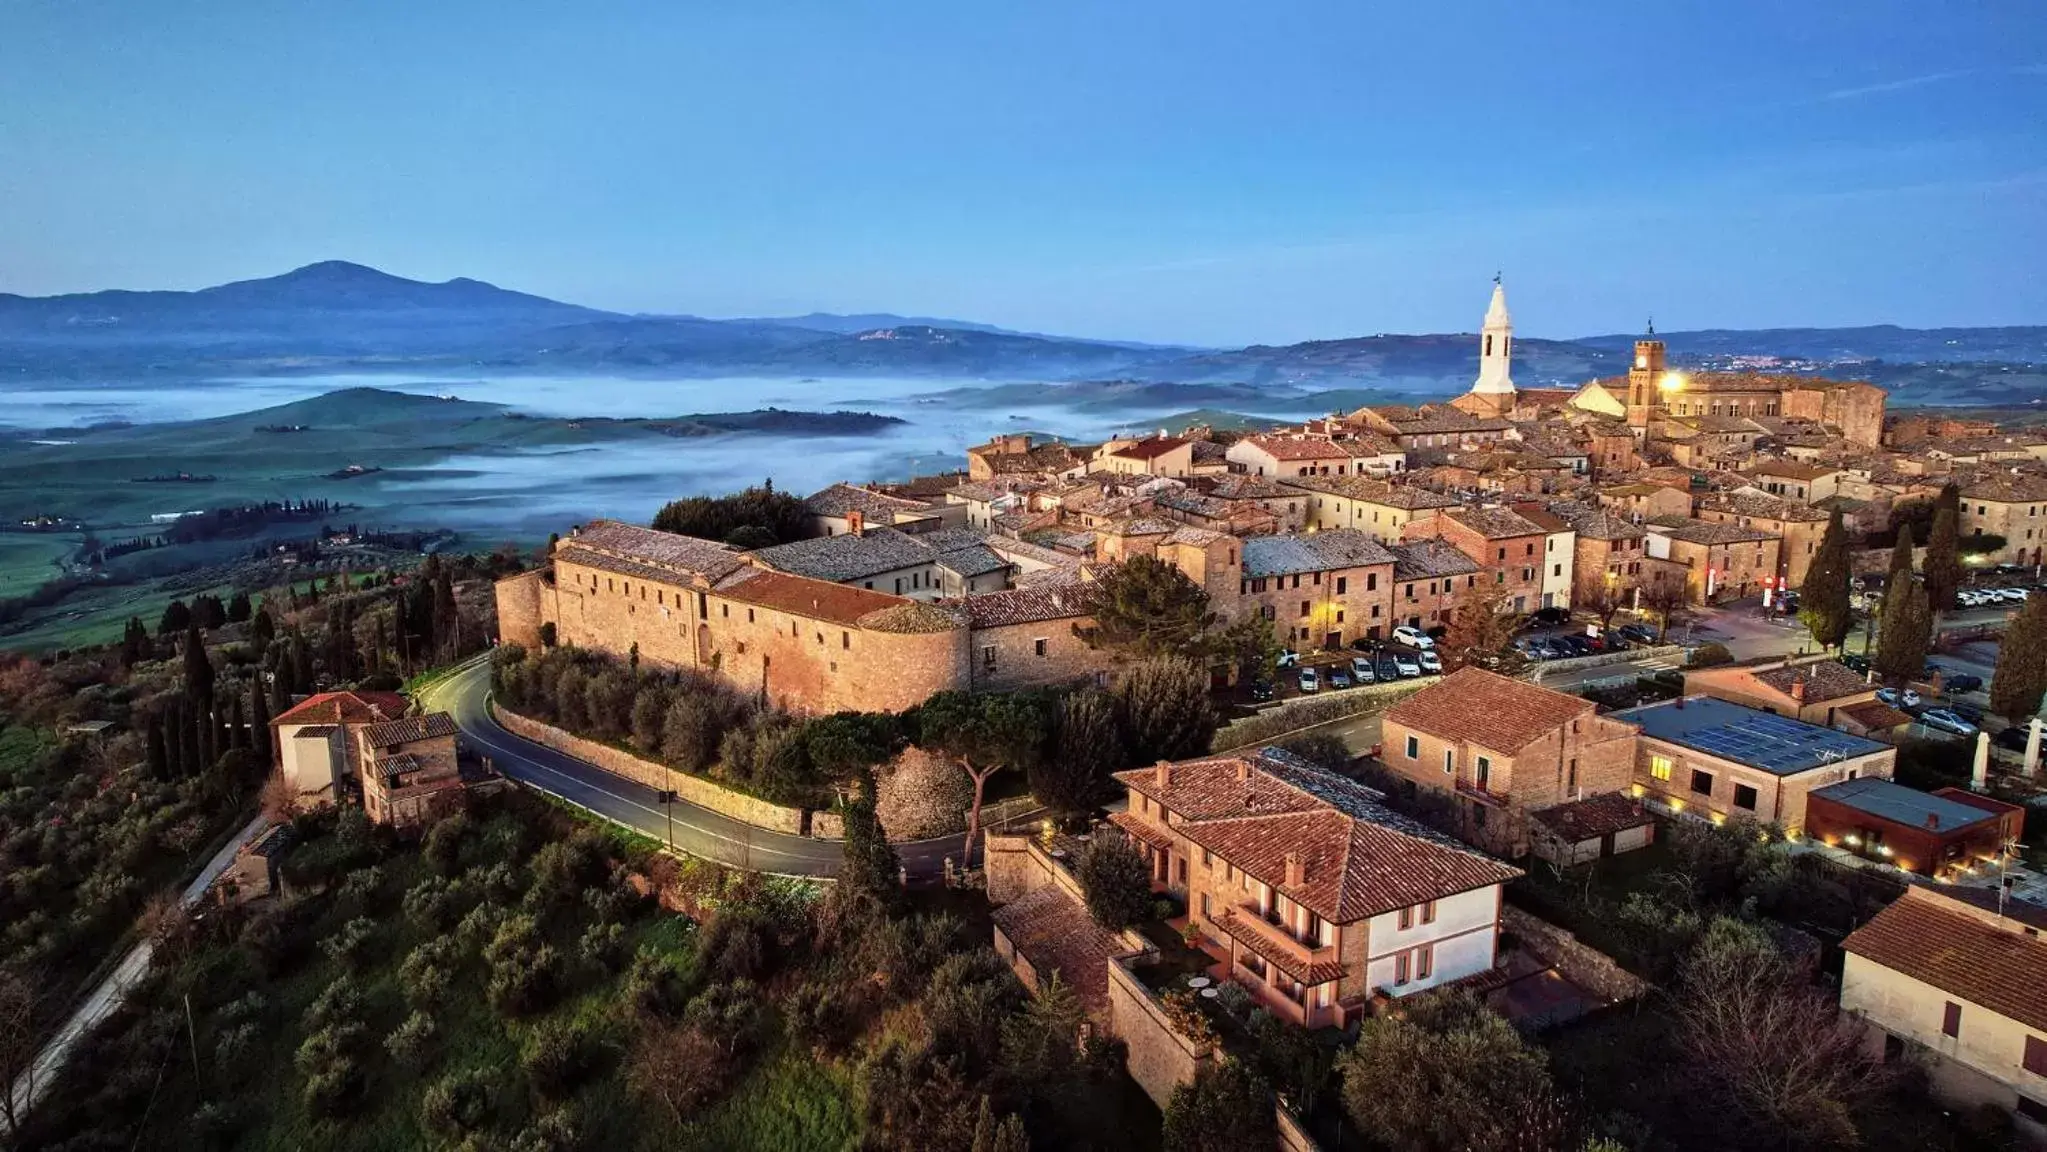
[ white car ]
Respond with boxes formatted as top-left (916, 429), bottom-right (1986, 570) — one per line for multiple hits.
top-left (1392, 625), bottom-right (1434, 650)
top-left (2000, 588), bottom-right (2029, 603)
top-left (1350, 656), bottom-right (1377, 683)
top-left (1418, 650), bottom-right (1443, 674)
top-left (1298, 668), bottom-right (1320, 694)
top-left (1392, 654), bottom-right (1422, 678)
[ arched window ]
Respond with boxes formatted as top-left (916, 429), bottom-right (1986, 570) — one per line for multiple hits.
top-left (1484, 334), bottom-right (1494, 356)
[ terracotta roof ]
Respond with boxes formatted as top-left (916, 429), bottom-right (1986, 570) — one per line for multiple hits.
top-left (570, 520), bottom-right (744, 583)
top-left (1205, 474), bottom-right (1294, 501)
top-left (1544, 500), bottom-right (1646, 541)
top-left (1444, 506), bottom-right (1547, 540)
top-left (989, 883), bottom-right (1127, 1016)
top-left (1389, 538), bottom-right (1480, 580)
top-left (1109, 435), bottom-right (1191, 461)
top-left (1214, 908), bottom-right (1349, 985)
top-left (1697, 492), bottom-right (1828, 523)
top-left (1243, 529), bottom-right (1397, 577)
top-left (856, 601), bottom-right (968, 634)
top-left (1114, 749), bottom-right (1521, 924)
top-left (1239, 433), bottom-right (1376, 461)
top-left (1646, 515), bottom-right (1776, 545)
top-left (751, 526), bottom-right (943, 582)
top-left (1384, 667), bottom-right (1602, 753)
top-left (1748, 459), bottom-right (1838, 481)
top-left (361, 711), bottom-right (458, 749)
top-left (1749, 660), bottom-right (1873, 704)
top-left (1109, 811), bottom-right (1175, 852)
top-left (1835, 700), bottom-right (1913, 730)
top-left (1531, 793), bottom-right (1655, 843)
top-left (271, 691), bottom-right (408, 728)
top-left (804, 482), bottom-right (931, 518)
top-left (946, 587), bottom-right (1089, 629)
top-left (719, 567), bottom-right (916, 627)
top-left (1961, 475), bottom-right (2047, 504)
top-left (1843, 887), bottom-right (2047, 1033)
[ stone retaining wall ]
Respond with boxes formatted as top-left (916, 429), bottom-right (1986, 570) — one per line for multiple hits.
top-left (1501, 904), bottom-right (1648, 1003)
top-left (1276, 1106), bottom-right (1321, 1152)
top-left (1106, 958), bottom-right (1218, 1108)
top-left (493, 706), bottom-right (809, 836)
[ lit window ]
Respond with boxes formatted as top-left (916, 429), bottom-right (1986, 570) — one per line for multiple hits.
top-left (1650, 755), bottom-right (1673, 781)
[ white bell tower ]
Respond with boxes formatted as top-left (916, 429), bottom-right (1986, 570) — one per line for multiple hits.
top-left (1471, 273), bottom-right (1515, 399)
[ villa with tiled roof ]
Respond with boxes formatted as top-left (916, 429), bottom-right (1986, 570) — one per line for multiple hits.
top-left (1109, 747), bottom-right (1522, 1027)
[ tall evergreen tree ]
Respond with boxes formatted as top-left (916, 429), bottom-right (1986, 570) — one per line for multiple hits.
top-left (1081, 555), bottom-right (1217, 657)
top-left (119, 616), bottom-right (150, 668)
top-left (1798, 509), bottom-right (1854, 651)
top-left (250, 608), bottom-right (275, 657)
top-left (1925, 490), bottom-right (1963, 615)
top-left (1875, 579), bottom-right (1933, 687)
top-left (227, 691), bottom-right (249, 752)
top-left (251, 674), bottom-right (273, 769)
top-left (1991, 596), bottom-right (2047, 722)
top-left (157, 599), bottom-right (191, 637)
top-left (145, 714), bottom-right (169, 778)
top-left (183, 620), bottom-right (216, 719)
top-left (227, 591), bottom-right (252, 623)
top-left (176, 696), bottom-right (201, 778)
top-left (433, 567), bottom-right (459, 658)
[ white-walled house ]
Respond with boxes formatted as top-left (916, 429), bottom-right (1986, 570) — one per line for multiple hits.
top-left (1843, 886), bottom-right (2047, 1136)
top-left (1108, 748), bottom-right (1522, 1028)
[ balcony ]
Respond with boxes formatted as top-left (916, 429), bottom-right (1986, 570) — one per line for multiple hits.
top-left (1454, 777), bottom-right (1511, 806)
top-left (1216, 903), bottom-right (1345, 985)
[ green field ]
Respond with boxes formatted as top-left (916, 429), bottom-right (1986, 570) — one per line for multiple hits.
top-left (0, 533), bottom-right (76, 598)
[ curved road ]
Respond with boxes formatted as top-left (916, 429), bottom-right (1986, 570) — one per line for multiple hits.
top-left (424, 659), bottom-right (976, 880)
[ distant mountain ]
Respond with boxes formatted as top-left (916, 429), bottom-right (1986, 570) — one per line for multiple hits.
top-left (1575, 324), bottom-right (2047, 365)
top-left (0, 263), bottom-right (2037, 402)
top-left (1122, 333), bottom-right (1623, 391)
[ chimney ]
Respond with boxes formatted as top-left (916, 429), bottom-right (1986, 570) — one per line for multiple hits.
top-left (1154, 759), bottom-right (1172, 789)
top-left (1926, 812), bottom-right (1941, 831)
top-left (847, 510), bottom-right (865, 537)
top-left (1790, 676), bottom-right (1806, 704)
top-left (1284, 852), bottom-right (1305, 887)
top-left (1675, 695), bottom-right (1686, 709)
top-left (1236, 759), bottom-right (1250, 781)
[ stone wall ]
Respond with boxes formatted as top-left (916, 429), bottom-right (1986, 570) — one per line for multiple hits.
top-left (1276, 1106), bottom-right (1321, 1152)
top-left (876, 745), bottom-right (975, 840)
top-left (495, 569), bottom-right (549, 650)
top-left (1106, 959), bottom-right (1218, 1108)
top-left (1501, 904), bottom-right (1647, 1004)
top-left (969, 618), bottom-right (1106, 693)
top-left (493, 705), bottom-right (809, 835)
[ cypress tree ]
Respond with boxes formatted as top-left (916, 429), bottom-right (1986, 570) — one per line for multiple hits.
top-left (1992, 596), bottom-right (2047, 721)
top-left (433, 568), bottom-right (459, 658)
top-left (120, 616), bottom-right (150, 668)
top-left (182, 620), bottom-right (216, 704)
top-left (158, 599), bottom-right (191, 637)
top-left (1875, 578), bottom-right (1933, 688)
top-left (251, 675), bottom-right (273, 768)
top-left (1925, 502), bottom-right (1963, 615)
top-left (146, 714), bottom-right (169, 778)
top-left (251, 609), bottom-right (275, 657)
top-left (176, 696), bottom-right (201, 778)
top-left (228, 691), bottom-right (249, 752)
top-left (1798, 508), bottom-right (1853, 650)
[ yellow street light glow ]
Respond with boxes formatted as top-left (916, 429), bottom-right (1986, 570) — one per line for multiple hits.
top-left (1658, 371), bottom-right (1688, 393)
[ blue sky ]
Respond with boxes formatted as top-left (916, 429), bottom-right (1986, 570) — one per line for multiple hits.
top-left (1, 0), bottom-right (2043, 345)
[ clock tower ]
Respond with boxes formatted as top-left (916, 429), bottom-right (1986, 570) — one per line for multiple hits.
top-left (1626, 321), bottom-right (1665, 431)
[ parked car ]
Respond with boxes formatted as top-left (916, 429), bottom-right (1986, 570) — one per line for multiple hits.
top-left (1616, 623), bottom-right (1658, 647)
top-left (1529, 606), bottom-right (1572, 627)
top-left (1391, 653), bottom-right (1422, 678)
top-left (1876, 686), bottom-right (1922, 709)
top-left (1248, 679), bottom-right (1275, 702)
top-left (1392, 625), bottom-right (1435, 650)
top-left (1555, 636), bottom-right (1592, 657)
top-left (1298, 668), bottom-right (1320, 694)
top-left (1839, 652), bottom-right (1870, 673)
top-left (1918, 708), bottom-right (1979, 738)
top-left (1374, 656), bottom-right (1404, 682)
top-left (1942, 672), bottom-right (1985, 694)
top-left (1995, 725), bottom-right (2035, 753)
top-left (1276, 650), bottom-right (1300, 669)
top-left (1418, 650), bottom-right (1443, 674)
top-left (1329, 668), bottom-right (1354, 690)
top-left (1350, 656), bottom-right (1377, 683)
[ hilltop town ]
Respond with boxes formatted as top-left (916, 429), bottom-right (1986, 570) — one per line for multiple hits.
top-left (16, 285), bottom-right (2047, 1152)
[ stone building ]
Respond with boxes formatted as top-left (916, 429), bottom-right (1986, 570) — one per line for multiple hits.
top-left (1281, 476), bottom-right (1458, 540)
top-left (1642, 516), bottom-right (1783, 603)
top-left (1237, 530), bottom-right (1397, 649)
top-left (1110, 748), bottom-right (1522, 1028)
top-left (947, 587), bottom-right (1101, 692)
top-left (1379, 668), bottom-right (1641, 858)
top-left (268, 690), bottom-right (410, 805)
top-left (1959, 474), bottom-right (2047, 566)
top-left (1386, 539), bottom-right (1481, 631)
top-left (1684, 657), bottom-right (1881, 727)
top-left (1546, 500), bottom-right (1651, 606)
top-left (1694, 491), bottom-right (1828, 587)
top-left (1403, 505), bottom-right (1551, 615)
top-left (496, 520), bottom-right (975, 715)
top-left (1225, 431), bottom-right (1400, 479)
top-left (357, 711), bottom-right (466, 829)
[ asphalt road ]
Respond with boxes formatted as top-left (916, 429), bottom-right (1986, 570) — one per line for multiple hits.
top-left (424, 659), bottom-right (977, 880)
top-left (10, 812), bottom-right (268, 1124)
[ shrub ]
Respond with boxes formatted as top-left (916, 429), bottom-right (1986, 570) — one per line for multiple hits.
top-left (385, 1009), bottom-right (438, 1069)
top-left (422, 814), bottom-right (472, 875)
top-left (421, 1068), bottom-right (497, 1139)
top-left (404, 875), bottom-right (458, 932)
top-left (485, 915), bottom-right (562, 1015)
top-left (318, 917), bottom-right (379, 972)
top-left (1689, 642), bottom-right (1735, 668)
top-left (523, 1018), bottom-right (601, 1100)
top-left (1076, 833), bottom-right (1153, 931)
top-left (624, 947), bottom-right (689, 1021)
top-left (1161, 1059), bottom-right (1274, 1152)
top-left (579, 921), bottom-right (629, 974)
top-left (295, 1023), bottom-right (367, 1117)
top-left (213, 1021), bottom-right (265, 1075)
top-left (509, 1106), bottom-right (583, 1152)
top-left (699, 902), bottom-right (772, 981)
top-left (302, 974), bottom-right (365, 1033)
top-left (335, 864), bottom-right (384, 913)
top-left (401, 935), bottom-right (461, 1009)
